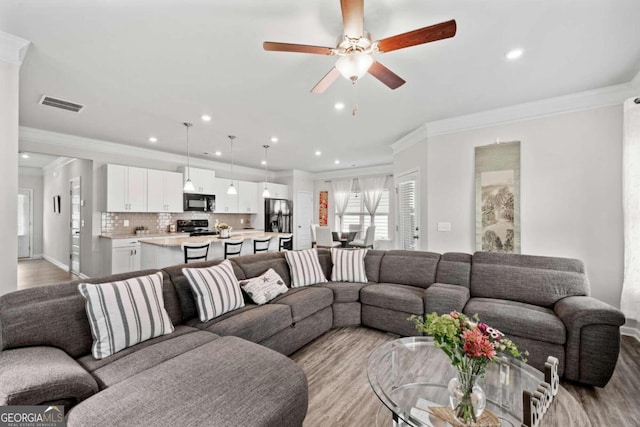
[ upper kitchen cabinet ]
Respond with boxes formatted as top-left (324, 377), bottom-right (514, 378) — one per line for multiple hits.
top-left (106, 164), bottom-right (147, 212)
top-left (258, 182), bottom-right (289, 199)
top-left (212, 178), bottom-right (236, 213)
top-left (147, 169), bottom-right (184, 213)
top-left (238, 181), bottom-right (258, 213)
top-left (179, 167), bottom-right (216, 194)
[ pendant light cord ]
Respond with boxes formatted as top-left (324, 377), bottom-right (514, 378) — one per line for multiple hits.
top-left (184, 122), bottom-right (193, 180)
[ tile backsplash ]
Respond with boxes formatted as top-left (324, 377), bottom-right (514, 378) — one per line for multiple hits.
top-left (101, 212), bottom-right (256, 235)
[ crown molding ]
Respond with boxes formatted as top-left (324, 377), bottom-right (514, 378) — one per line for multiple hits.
top-left (42, 156), bottom-right (74, 174)
top-left (0, 31), bottom-right (30, 66)
top-left (391, 82), bottom-right (636, 154)
top-left (19, 126), bottom-right (266, 178)
top-left (312, 164), bottom-right (393, 181)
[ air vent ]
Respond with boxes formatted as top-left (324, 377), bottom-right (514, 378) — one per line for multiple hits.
top-left (39, 95), bottom-right (85, 113)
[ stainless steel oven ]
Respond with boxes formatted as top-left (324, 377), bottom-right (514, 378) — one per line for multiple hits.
top-left (183, 193), bottom-right (215, 211)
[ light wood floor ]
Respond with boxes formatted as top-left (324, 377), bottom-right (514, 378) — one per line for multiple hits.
top-left (17, 259), bottom-right (78, 290)
top-left (292, 327), bottom-right (640, 427)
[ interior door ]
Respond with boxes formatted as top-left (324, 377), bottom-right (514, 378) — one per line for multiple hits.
top-left (295, 191), bottom-right (313, 250)
top-left (17, 188), bottom-right (32, 258)
top-left (396, 172), bottom-right (420, 250)
top-left (70, 177), bottom-right (81, 274)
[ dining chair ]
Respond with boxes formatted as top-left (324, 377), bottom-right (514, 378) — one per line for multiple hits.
top-left (252, 236), bottom-right (272, 254)
top-left (349, 224), bottom-right (363, 239)
top-left (348, 226), bottom-right (376, 249)
top-left (181, 241), bottom-right (211, 264)
top-left (316, 226), bottom-right (341, 248)
top-left (223, 239), bottom-right (244, 259)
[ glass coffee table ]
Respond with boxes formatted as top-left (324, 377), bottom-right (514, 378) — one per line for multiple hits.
top-left (368, 337), bottom-right (545, 427)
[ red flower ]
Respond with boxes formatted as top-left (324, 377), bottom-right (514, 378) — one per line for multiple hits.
top-left (462, 329), bottom-right (496, 358)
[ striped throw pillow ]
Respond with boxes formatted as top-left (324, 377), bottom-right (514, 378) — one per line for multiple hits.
top-left (78, 272), bottom-right (175, 360)
top-left (182, 260), bottom-right (245, 322)
top-left (285, 249), bottom-right (328, 288)
top-left (331, 248), bottom-right (369, 283)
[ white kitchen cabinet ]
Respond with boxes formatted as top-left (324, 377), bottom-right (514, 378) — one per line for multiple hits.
top-left (258, 182), bottom-right (288, 199)
top-left (105, 238), bottom-right (141, 274)
top-left (238, 181), bottom-right (258, 213)
top-left (147, 169), bottom-right (184, 212)
top-left (180, 167), bottom-right (216, 194)
top-left (213, 178), bottom-right (237, 213)
top-left (106, 164), bottom-right (147, 212)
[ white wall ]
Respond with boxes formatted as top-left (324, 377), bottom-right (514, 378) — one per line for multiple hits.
top-left (18, 169), bottom-right (44, 257)
top-left (424, 105), bottom-right (623, 307)
top-left (0, 60), bottom-right (19, 295)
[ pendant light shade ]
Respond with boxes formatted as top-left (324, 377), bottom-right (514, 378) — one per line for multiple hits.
top-left (262, 144), bottom-right (270, 198)
top-left (183, 122), bottom-right (195, 191)
top-left (227, 135), bottom-right (237, 195)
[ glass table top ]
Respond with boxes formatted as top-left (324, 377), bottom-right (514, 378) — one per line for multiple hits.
top-left (367, 337), bottom-right (544, 427)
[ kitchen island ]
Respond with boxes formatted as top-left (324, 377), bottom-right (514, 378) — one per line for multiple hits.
top-left (139, 231), bottom-right (290, 269)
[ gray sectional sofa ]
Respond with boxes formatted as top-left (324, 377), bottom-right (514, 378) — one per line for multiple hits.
top-left (0, 249), bottom-right (626, 426)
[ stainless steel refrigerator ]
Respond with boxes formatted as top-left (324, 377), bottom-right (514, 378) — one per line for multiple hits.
top-left (265, 198), bottom-right (293, 233)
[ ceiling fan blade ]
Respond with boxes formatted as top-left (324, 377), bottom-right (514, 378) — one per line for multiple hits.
top-left (263, 42), bottom-right (333, 55)
top-left (311, 67), bottom-right (341, 94)
top-left (376, 19), bottom-right (457, 53)
top-left (340, 0), bottom-right (364, 38)
top-left (368, 61), bottom-right (405, 89)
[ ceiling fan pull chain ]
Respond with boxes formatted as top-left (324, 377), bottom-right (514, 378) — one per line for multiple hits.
top-left (352, 81), bottom-right (358, 116)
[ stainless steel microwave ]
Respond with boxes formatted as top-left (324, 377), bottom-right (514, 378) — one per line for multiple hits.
top-left (183, 193), bottom-right (215, 211)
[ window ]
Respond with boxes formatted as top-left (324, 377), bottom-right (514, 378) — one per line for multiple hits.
top-left (336, 190), bottom-right (390, 240)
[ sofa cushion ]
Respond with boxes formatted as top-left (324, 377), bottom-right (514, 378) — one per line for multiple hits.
top-left (66, 337), bottom-right (308, 427)
top-left (320, 281), bottom-right (368, 303)
top-left (470, 252), bottom-right (589, 307)
top-left (232, 252), bottom-right (292, 287)
top-left (360, 283), bottom-right (425, 315)
top-left (285, 249), bottom-right (328, 287)
top-left (331, 248), bottom-right (368, 282)
top-left (464, 298), bottom-right (566, 345)
top-left (78, 271), bottom-right (175, 359)
top-left (424, 283), bottom-right (470, 315)
top-left (240, 268), bottom-right (289, 305)
top-left (163, 260), bottom-right (246, 323)
top-left (378, 250), bottom-right (440, 289)
top-left (190, 304), bottom-right (292, 343)
top-left (364, 250), bottom-right (385, 283)
top-left (270, 287), bottom-right (333, 323)
top-left (182, 260), bottom-right (245, 322)
top-left (436, 252), bottom-right (472, 288)
top-left (78, 328), bottom-right (218, 389)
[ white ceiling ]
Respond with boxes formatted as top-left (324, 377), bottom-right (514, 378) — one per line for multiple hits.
top-left (2, 0), bottom-right (640, 173)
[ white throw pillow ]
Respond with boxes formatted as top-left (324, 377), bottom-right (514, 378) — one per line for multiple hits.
top-left (240, 268), bottom-right (289, 305)
top-left (284, 249), bottom-right (328, 288)
top-left (182, 260), bottom-right (245, 322)
top-left (78, 272), bottom-right (175, 360)
top-left (331, 248), bottom-right (369, 283)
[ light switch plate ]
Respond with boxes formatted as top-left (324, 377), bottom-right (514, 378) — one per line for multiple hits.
top-left (437, 222), bottom-right (451, 232)
top-left (124, 220), bottom-right (129, 227)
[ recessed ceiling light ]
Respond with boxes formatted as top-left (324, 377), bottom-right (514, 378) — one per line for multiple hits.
top-left (334, 102), bottom-right (345, 110)
top-left (148, 136), bottom-right (158, 143)
top-left (270, 136), bottom-right (279, 143)
top-left (21, 153), bottom-right (30, 159)
top-left (334, 159), bottom-right (340, 165)
top-left (505, 48), bottom-right (523, 60)
top-left (315, 150), bottom-right (322, 156)
top-left (261, 160), bottom-right (267, 165)
top-left (201, 114), bottom-right (212, 122)
top-left (214, 151), bottom-right (222, 156)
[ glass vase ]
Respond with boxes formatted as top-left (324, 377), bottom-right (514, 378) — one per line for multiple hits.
top-left (448, 369), bottom-right (486, 425)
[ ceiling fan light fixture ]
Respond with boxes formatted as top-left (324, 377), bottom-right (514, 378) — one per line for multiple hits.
top-left (335, 51), bottom-right (373, 81)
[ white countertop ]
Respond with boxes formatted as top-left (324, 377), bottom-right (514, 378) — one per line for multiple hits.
top-left (138, 232), bottom-right (289, 247)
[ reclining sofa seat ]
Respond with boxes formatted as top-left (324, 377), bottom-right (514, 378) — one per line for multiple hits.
top-left (0, 268), bottom-right (308, 427)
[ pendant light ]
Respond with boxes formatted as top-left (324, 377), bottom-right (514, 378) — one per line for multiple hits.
top-left (183, 122), bottom-right (195, 191)
top-left (262, 145), bottom-right (270, 198)
top-left (227, 135), bottom-right (237, 195)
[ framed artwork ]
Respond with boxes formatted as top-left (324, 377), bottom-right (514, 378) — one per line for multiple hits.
top-left (475, 142), bottom-right (520, 253)
top-left (319, 191), bottom-right (328, 226)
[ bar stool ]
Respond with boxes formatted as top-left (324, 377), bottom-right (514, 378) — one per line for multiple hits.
top-left (181, 241), bottom-right (211, 264)
top-left (278, 234), bottom-right (293, 251)
top-left (223, 239), bottom-right (244, 259)
top-left (252, 237), bottom-right (272, 254)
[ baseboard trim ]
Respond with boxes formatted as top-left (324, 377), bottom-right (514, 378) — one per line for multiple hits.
top-left (78, 273), bottom-right (90, 279)
top-left (43, 255), bottom-right (69, 272)
top-left (621, 325), bottom-right (640, 342)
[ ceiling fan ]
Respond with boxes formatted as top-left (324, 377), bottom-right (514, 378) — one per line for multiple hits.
top-left (263, 0), bottom-right (457, 94)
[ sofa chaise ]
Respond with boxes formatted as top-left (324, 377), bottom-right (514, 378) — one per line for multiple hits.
top-left (0, 249), bottom-right (625, 426)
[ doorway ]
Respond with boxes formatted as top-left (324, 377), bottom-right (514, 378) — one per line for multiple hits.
top-left (295, 191), bottom-right (313, 250)
top-left (17, 188), bottom-right (32, 258)
top-left (396, 172), bottom-right (420, 250)
top-left (70, 177), bottom-right (81, 274)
